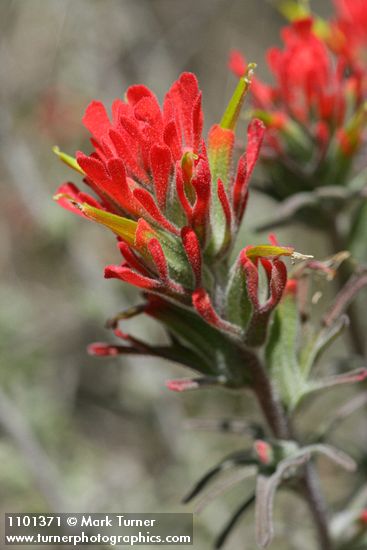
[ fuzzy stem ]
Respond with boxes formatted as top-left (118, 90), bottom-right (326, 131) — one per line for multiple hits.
top-left (245, 350), bottom-right (290, 439)
top-left (243, 348), bottom-right (333, 549)
top-left (302, 463), bottom-right (333, 550)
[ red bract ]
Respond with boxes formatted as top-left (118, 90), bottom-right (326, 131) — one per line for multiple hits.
top-left (54, 70), bottom-right (293, 352)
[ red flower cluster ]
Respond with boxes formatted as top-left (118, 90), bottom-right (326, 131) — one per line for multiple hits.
top-left (331, 0), bottom-right (367, 69)
top-left (55, 72), bottom-right (293, 340)
top-left (230, 17), bottom-right (364, 160)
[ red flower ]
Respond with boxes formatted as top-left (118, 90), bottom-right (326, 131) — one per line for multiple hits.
top-left (331, 0), bottom-right (367, 69)
top-left (231, 18), bottom-right (355, 124)
top-left (229, 18), bottom-right (364, 163)
top-left (55, 71), bottom-right (293, 358)
top-left (360, 509), bottom-right (367, 525)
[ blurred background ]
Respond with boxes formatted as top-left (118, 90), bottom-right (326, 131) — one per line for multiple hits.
top-left (1, 1), bottom-right (364, 549)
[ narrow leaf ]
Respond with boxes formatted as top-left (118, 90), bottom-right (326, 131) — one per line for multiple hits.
top-left (255, 453), bottom-right (310, 548)
top-left (225, 254), bottom-right (253, 330)
top-left (300, 315), bottom-right (349, 378)
top-left (306, 368), bottom-right (367, 395)
top-left (265, 291), bottom-right (306, 409)
top-left (299, 444), bottom-right (356, 472)
top-left (215, 494), bottom-right (255, 549)
top-left (183, 451), bottom-right (255, 503)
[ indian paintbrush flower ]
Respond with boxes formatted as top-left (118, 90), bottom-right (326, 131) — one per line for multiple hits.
top-left (54, 68), bottom-right (297, 390)
top-left (229, 17), bottom-right (367, 212)
top-left (330, 0), bottom-right (367, 70)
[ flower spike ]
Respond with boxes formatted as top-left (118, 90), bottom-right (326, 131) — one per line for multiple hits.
top-left (54, 71), bottom-right (292, 387)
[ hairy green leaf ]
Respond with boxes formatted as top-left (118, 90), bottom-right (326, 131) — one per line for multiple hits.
top-left (265, 293), bottom-right (306, 409)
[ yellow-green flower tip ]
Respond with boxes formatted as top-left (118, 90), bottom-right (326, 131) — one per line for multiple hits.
top-left (220, 63), bottom-right (256, 131)
top-left (53, 146), bottom-right (85, 175)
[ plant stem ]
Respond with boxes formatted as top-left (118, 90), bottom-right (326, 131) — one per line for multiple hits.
top-left (245, 351), bottom-right (290, 439)
top-left (244, 349), bottom-right (333, 549)
top-left (302, 463), bottom-right (333, 550)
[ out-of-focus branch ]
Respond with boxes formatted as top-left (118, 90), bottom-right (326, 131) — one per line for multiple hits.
top-left (323, 268), bottom-right (367, 329)
top-left (0, 387), bottom-right (67, 511)
top-left (315, 391), bottom-right (367, 440)
top-left (328, 218), bottom-right (366, 356)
